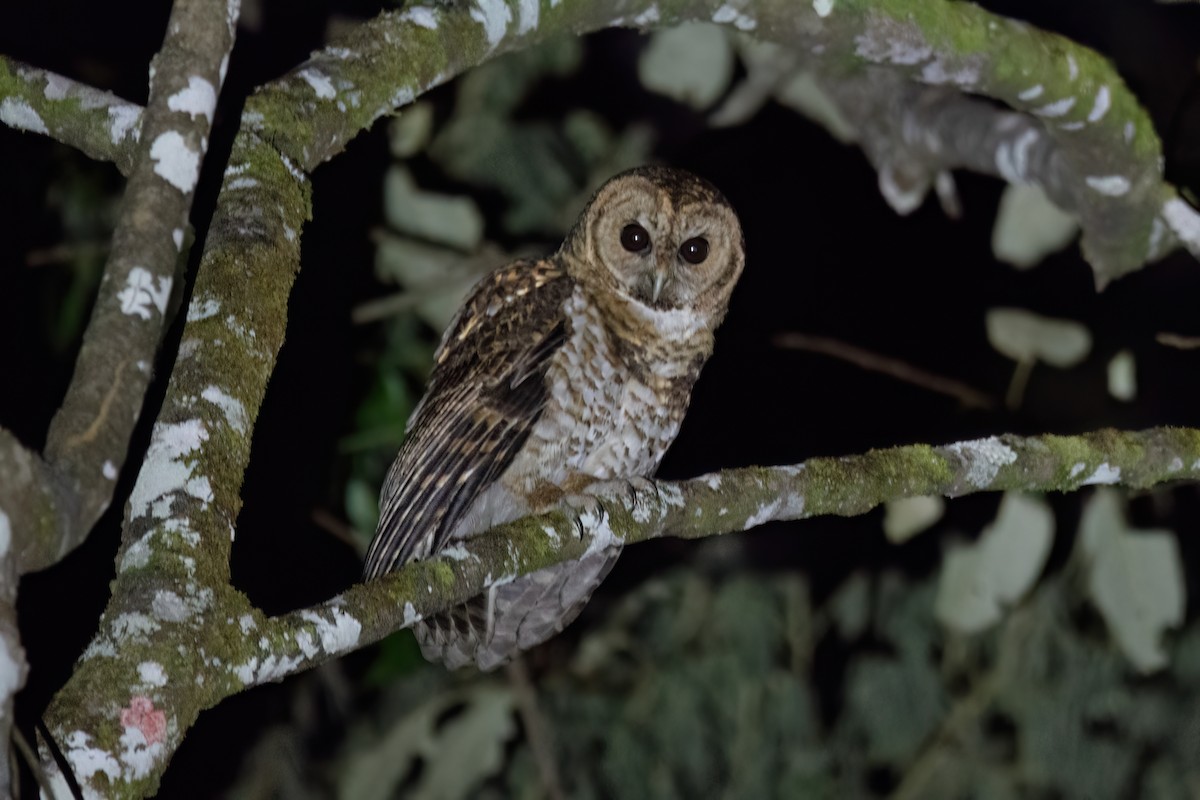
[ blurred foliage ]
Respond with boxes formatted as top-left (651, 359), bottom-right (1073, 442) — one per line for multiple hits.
top-left (341, 312), bottom-right (433, 541)
top-left (295, 22), bottom-right (1200, 800)
top-left (638, 23), bottom-right (734, 111)
top-left (991, 183), bottom-right (1079, 269)
top-left (935, 493), bottom-right (1053, 635)
top-left (36, 158), bottom-right (120, 352)
top-left (295, 485), bottom-right (1197, 799)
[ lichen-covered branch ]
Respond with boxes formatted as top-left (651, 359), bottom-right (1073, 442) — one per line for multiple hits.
top-left (0, 56), bottom-right (143, 174)
top-left (37, 130), bottom-right (309, 800)
top-left (253, 426), bottom-right (1200, 681)
top-left (243, 0), bottom-right (1195, 282)
top-left (42, 414), bottom-right (1200, 796)
top-left (23, 0), bottom-right (237, 794)
top-left (26, 0), bottom-right (237, 578)
top-left (806, 69), bottom-right (1200, 283)
top-left (798, 0), bottom-right (1172, 282)
top-left (30, 0), bottom-right (1200, 797)
top-left (241, 0), bottom-right (642, 170)
top-left (0, 518), bottom-right (23, 796)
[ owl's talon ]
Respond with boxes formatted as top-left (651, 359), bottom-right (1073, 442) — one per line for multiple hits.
top-left (624, 476), bottom-right (658, 502)
top-left (581, 477), bottom-right (658, 511)
top-left (562, 492), bottom-right (606, 539)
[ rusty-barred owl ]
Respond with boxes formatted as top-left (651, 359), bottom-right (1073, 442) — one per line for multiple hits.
top-left (364, 166), bottom-right (746, 670)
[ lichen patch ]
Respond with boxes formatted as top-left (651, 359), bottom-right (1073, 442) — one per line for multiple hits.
top-left (1082, 462), bottom-right (1121, 485)
top-left (150, 130), bottom-right (200, 192)
top-left (127, 419), bottom-right (211, 520)
top-left (167, 75), bottom-right (217, 123)
top-left (117, 267), bottom-right (172, 320)
top-left (0, 98), bottom-right (48, 133)
top-left (299, 608), bottom-right (362, 654)
top-left (945, 437), bottom-right (1018, 487)
top-left (471, 0), bottom-right (512, 49)
top-left (200, 386), bottom-right (248, 433)
top-left (298, 68), bottom-right (336, 100)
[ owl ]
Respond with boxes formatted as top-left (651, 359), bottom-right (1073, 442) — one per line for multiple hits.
top-left (363, 166), bottom-right (745, 670)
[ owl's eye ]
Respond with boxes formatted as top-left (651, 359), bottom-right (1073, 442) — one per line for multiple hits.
top-left (679, 237), bottom-right (709, 265)
top-left (620, 223), bottom-right (651, 253)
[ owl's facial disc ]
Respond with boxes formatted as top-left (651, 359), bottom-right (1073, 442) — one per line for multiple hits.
top-left (568, 167), bottom-right (745, 318)
top-left (615, 220), bottom-right (673, 306)
top-left (609, 210), bottom-right (730, 311)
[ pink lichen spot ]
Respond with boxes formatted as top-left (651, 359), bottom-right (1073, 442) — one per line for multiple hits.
top-left (120, 696), bottom-right (167, 745)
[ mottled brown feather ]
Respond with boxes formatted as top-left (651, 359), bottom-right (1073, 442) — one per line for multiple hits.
top-left (362, 261), bottom-right (572, 578)
top-left (364, 166), bottom-right (745, 670)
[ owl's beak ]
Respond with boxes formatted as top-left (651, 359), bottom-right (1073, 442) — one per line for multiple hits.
top-left (651, 268), bottom-right (669, 304)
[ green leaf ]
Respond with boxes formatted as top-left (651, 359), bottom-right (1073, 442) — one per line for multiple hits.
top-left (935, 493), bottom-right (1053, 634)
top-left (415, 687), bottom-right (516, 800)
top-left (843, 653), bottom-right (946, 766)
top-left (345, 476), bottom-right (381, 538)
top-left (874, 571), bottom-right (938, 657)
top-left (388, 101), bottom-right (435, 157)
top-left (1106, 349), bottom-right (1136, 402)
top-left (373, 233), bottom-right (492, 331)
top-left (991, 183), bottom-right (1079, 269)
top-left (1079, 490), bottom-right (1185, 673)
top-left (338, 685), bottom-right (516, 800)
top-left (985, 307), bottom-right (1091, 367)
top-left (383, 165), bottom-right (484, 250)
top-left (453, 36), bottom-right (582, 117)
top-left (363, 631), bottom-right (428, 686)
top-left (828, 572), bottom-right (871, 640)
top-left (353, 366), bottom-right (413, 430)
top-left (882, 495), bottom-right (945, 543)
top-left (638, 23), bottom-right (734, 110)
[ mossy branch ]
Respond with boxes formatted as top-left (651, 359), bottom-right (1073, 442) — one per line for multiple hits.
top-left (0, 56), bottom-right (143, 174)
top-left (257, 425), bottom-right (1200, 682)
top-left (807, 70), bottom-right (1200, 284)
top-left (5, 1), bottom-right (1197, 278)
top-left (17, 0), bottom-right (1200, 797)
top-left (35, 423), bottom-right (1200, 795)
top-left (24, 0), bottom-right (236, 580)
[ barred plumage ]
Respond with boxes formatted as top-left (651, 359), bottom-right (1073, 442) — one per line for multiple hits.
top-left (364, 166), bottom-right (745, 670)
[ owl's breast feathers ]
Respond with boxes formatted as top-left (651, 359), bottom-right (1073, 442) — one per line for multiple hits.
top-left (363, 257), bottom-right (711, 580)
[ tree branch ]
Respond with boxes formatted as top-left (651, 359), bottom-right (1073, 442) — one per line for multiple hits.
top-left (23, 0), bottom-right (237, 577)
top-left (806, 71), bottom-right (1200, 283)
top-left (36, 126), bottom-right (307, 800)
top-left (252, 425), bottom-right (1200, 683)
top-left (803, 2), bottom-right (1177, 282)
top-left (0, 56), bottom-right (143, 174)
top-left (22, 0), bottom-right (237, 792)
top-left (28, 0), bottom-right (1200, 796)
top-left (41, 414), bottom-right (1200, 796)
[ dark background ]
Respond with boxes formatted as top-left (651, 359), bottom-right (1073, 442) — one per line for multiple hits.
top-left (1, 0), bottom-right (1199, 795)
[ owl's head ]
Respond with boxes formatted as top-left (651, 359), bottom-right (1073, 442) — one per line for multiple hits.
top-left (562, 166), bottom-right (745, 324)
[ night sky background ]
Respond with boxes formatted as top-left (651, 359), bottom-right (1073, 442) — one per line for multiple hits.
top-left (1, 0), bottom-right (1199, 795)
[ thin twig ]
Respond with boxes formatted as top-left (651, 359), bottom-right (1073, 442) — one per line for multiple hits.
top-left (774, 332), bottom-right (998, 410)
top-left (12, 725), bottom-right (53, 800)
top-left (0, 57), bottom-right (143, 174)
top-left (351, 292), bottom-right (426, 324)
top-left (1156, 332), bottom-right (1200, 350)
top-left (1005, 358), bottom-right (1035, 411)
top-left (311, 509), bottom-right (366, 557)
top-left (505, 659), bottom-right (566, 800)
top-left (24, 241), bottom-right (111, 268)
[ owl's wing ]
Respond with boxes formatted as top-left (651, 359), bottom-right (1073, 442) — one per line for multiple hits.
top-left (363, 261), bottom-right (573, 579)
